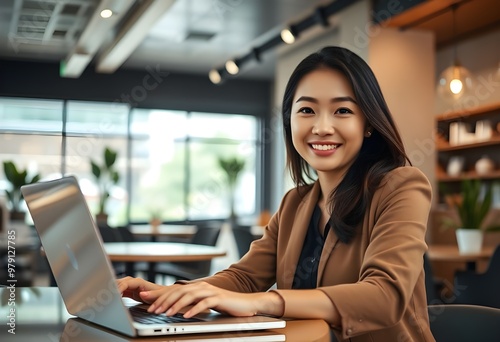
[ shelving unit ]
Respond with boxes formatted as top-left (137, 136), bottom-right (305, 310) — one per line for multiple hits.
top-left (435, 102), bottom-right (500, 202)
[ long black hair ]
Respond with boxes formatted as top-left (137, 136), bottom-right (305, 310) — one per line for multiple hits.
top-left (282, 46), bottom-right (410, 244)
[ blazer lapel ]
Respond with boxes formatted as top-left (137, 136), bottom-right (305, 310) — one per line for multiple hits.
top-left (317, 229), bottom-right (339, 284)
top-left (282, 182), bottom-right (321, 289)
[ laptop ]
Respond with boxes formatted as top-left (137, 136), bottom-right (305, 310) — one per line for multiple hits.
top-left (63, 317), bottom-right (286, 341)
top-left (21, 176), bottom-right (286, 337)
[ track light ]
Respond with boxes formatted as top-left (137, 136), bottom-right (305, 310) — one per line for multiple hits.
top-left (314, 7), bottom-right (329, 27)
top-left (252, 48), bottom-right (261, 63)
top-left (100, 9), bottom-right (113, 19)
top-left (225, 59), bottom-right (239, 75)
top-left (208, 0), bottom-right (356, 84)
top-left (280, 26), bottom-right (298, 44)
top-left (208, 68), bottom-right (222, 84)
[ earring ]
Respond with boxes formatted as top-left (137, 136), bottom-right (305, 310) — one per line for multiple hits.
top-left (366, 131), bottom-right (372, 137)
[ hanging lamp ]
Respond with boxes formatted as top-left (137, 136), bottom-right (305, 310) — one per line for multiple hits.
top-left (437, 4), bottom-right (472, 101)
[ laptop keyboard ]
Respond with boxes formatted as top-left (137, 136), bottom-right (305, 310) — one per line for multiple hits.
top-left (129, 306), bottom-right (203, 325)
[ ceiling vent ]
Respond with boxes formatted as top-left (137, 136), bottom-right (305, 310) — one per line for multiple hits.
top-left (60, 3), bottom-right (81, 16)
top-left (185, 30), bottom-right (216, 41)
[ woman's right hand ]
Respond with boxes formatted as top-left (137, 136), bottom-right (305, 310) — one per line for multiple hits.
top-left (116, 276), bottom-right (163, 304)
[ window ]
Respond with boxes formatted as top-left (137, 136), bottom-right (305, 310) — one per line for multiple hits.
top-left (0, 98), bottom-right (63, 217)
top-left (130, 109), bottom-right (187, 222)
top-left (0, 97), bottom-right (261, 225)
top-left (130, 110), bottom-right (259, 222)
top-left (65, 101), bottom-right (129, 227)
top-left (188, 113), bottom-right (257, 220)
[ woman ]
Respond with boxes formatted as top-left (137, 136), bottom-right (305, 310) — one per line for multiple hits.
top-left (118, 46), bottom-right (434, 341)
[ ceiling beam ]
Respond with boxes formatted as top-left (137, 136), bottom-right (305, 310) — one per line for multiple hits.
top-left (60, 0), bottom-right (135, 78)
top-left (96, 0), bottom-right (177, 74)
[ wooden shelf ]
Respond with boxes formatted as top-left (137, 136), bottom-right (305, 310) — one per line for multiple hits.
top-left (437, 169), bottom-right (500, 182)
top-left (436, 134), bottom-right (500, 151)
top-left (436, 101), bottom-right (500, 122)
top-left (435, 102), bottom-right (500, 204)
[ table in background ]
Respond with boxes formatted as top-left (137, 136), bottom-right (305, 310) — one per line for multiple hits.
top-left (0, 287), bottom-right (331, 342)
top-left (104, 242), bottom-right (226, 282)
top-left (130, 224), bottom-right (265, 241)
top-left (427, 244), bottom-right (495, 271)
top-left (129, 224), bottom-right (197, 242)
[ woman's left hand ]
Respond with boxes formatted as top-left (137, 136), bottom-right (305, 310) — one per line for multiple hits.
top-left (142, 281), bottom-right (275, 318)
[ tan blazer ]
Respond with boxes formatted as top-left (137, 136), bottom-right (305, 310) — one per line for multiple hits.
top-left (202, 166), bottom-right (435, 341)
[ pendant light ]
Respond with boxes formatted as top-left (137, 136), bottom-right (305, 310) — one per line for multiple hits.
top-left (437, 4), bottom-right (472, 101)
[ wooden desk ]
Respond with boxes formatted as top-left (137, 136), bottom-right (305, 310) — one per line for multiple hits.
top-left (104, 242), bottom-right (226, 282)
top-left (427, 244), bottom-right (495, 271)
top-left (0, 287), bottom-right (331, 342)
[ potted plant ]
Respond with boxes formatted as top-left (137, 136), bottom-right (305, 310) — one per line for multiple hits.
top-left (444, 179), bottom-right (500, 254)
top-left (90, 147), bottom-right (120, 224)
top-left (2, 161), bottom-right (41, 221)
top-left (217, 156), bottom-right (245, 225)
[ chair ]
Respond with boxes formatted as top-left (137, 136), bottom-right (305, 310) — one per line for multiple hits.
top-left (452, 245), bottom-right (500, 309)
top-left (97, 223), bottom-right (128, 277)
top-left (428, 304), bottom-right (500, 341)
top-left (97, 223), bottom-right (120, 242)
top-left (423, 252), bottom-right (442, 304)
top-left (113, 225), bottom-right (149, 277)
top-left (232, 226), bottom-right (257, 258)
top-left (154, 225), bottom-right (221, 282)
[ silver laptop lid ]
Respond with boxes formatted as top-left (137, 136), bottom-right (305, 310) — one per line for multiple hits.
top-left (21, 176), bottom-right (135, 336)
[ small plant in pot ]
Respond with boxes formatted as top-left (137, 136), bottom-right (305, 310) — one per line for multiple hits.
top-left (444, 179), bottom-right (500, 254)
top-left (90, 147), bottom-right (120, 225)
top-left (2, 161), bottom-right (41, 221)
top-left (217, 156), bottom-right (245, 226)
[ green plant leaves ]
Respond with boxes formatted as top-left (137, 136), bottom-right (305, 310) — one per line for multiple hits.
top-left (218, 157), bottom-right (245, 187)
top-left (453, 179), bottom-right (494, 230)
top-left (104, 147), bottom-right (117, 169)
top-left (2, 161), bottom-right (41, 212)
top-left (89, 147), bottom-right (120, 215)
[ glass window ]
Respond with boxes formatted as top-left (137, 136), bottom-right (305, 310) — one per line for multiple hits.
top-left (65, 137), bottom-right (128, 227)
top-left (188, 141), bottom-right (256, 220)
top-left (0, 97), bottom-right (63, 132)
top-left (0, 133), bottom-right (62, 222)
top-left (130, 109), bottom-right (187, 222)
top-left (65, 101), bottom-right (129, 226)
top-left (130, 110), bottom-right (259, 222)
top-left (66, 101), bottom-right (129, 135)
top-left (189, 113), bottom-right (257, 140)
top-left (0, 96), bottom-right (261, 226)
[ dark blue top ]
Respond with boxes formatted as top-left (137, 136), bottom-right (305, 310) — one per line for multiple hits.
top-left (292, 205), bottom-right (330, 289)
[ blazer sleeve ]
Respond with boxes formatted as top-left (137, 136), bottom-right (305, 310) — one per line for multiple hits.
top-left (318, 167), bottom-right (432, 339)
top-left (192, 189), bottom-right (297, 293)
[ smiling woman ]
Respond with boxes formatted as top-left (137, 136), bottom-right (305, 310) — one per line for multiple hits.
top-left (290, 68), bottom-right (369, 182)
top-left (118, 46), bottom-right (435, 342)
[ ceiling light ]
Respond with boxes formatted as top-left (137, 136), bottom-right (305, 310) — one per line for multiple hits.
top-left (437, 4), bottom-right (472, 101)
top-left (225, 60), bottom-right (239, 75)
top-left (280, 27), bottom-right (297, 44)
top-left (100, 9), bottom-right (113, 18)
top-left (209, 69), bottom-right (222, 84)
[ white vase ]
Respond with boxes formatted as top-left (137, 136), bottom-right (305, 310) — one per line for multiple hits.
top-left (447, 156), bottom-right (465, 176)
top-left (455, 229), bottom-right (483, 254)
top-left (475, 155), bottom-right (494, 175)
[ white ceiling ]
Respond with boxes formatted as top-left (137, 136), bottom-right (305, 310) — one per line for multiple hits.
top-left (0, 0), bottom-right (333, 79)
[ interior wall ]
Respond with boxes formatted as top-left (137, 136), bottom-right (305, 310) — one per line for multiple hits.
top-left (270, 0), bottom-right (371, 212)
top-left (369, 27), bottom-right (436, 207)
top-left (435, 27), bottom-right (500, 115)
top-left (0, 59), bottom-right (271, 116)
